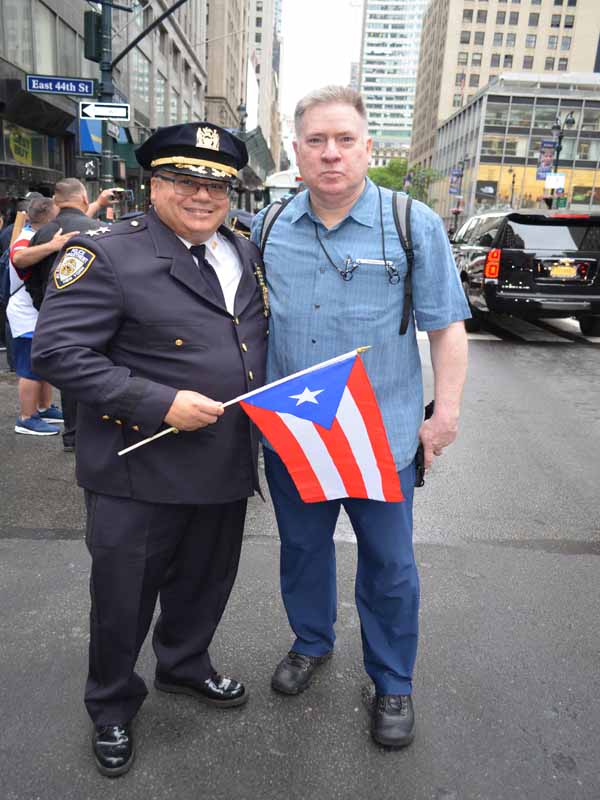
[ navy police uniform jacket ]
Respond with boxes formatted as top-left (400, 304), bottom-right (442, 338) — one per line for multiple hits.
top-left (32, 209), bottom-right (268, 505)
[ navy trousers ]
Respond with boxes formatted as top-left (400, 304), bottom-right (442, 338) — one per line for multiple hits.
top-left (84, 491), bottom-right (246, 726)
top-left (264, 448), bottom-right (419, 696)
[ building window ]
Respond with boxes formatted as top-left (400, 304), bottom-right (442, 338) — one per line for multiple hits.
top-left (458, 51), bottom-right (468, 65)
top-left (564, 14), bottom-right (575, 27)
top-left (469, 74), bottom-right (480, 87)
top-left (545, 57), bottom-right (555, 69)
top-left (503, 54), bottom-right (513, 67)
top-left (463, 8), bottom-right (473, 21)
top-left (170, 89), bottom-right (180, 124)
top-left (474, 31), bottom-right (485, 45)
top-left (554, 0), bottom-right (563, 4)
top-left (158, 25), bottom-right (167, 56)
top-left (476, 9), bottom-right (487, 23)
top-left (523, 56), bottom-right (534, 69)
top-left (548, 35), bottom-right (558, 49)
top-left (255, 32), bottom-right (262, 43)
top-left (528, 13), bottom-right (539, 26)
top-left (453, 94), bottom-right (463, 108)
top-left (525, 34), bottom-right (537, 48)
top-left (155, 72), bottom-right (167, 125)
top-left (551, 14), bottom-right (561, 27)
top-left (460, 30), bottom-right (471, 44)
top-left (496, 11), bottom-right (506, 23)
top-left (132, 47), bottom-right (150, 104)
top-left (506, 33), bottom-right (516, 46)
top-left (58, 19), bottom-right (78, 76)
top-left (472, 52), bottom-right (483, 67)
top-left (493, 32), bottom-right (503, 46)
top-left (455, 72), bottom-right (466, 86)
top-left (561, 36), bottom-right (572, 50)
top-left (509, 11), bottom-right (519, 24)
top-left (171, 44), bottom-right (180, 73)
top-left (558, 57), bottom-right (569, 70)
top-left (567, 0), bottom-right (576, 5)
top-left (34, 2), bottom-right (56, 74)
top-left (491, 53), bottom-right (501, 67)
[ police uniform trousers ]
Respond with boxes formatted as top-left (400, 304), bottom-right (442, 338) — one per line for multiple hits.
top-left (264, 449), bottom-right (419, 697)
top-left (84, 491), bottom-right (247, 727)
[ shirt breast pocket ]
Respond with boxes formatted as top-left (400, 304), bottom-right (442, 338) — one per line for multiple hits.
top-left (340, 258), bottom-right (406, 322)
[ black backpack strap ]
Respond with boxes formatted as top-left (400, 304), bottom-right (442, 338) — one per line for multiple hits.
top-left (259, 197), bottom-right (293, 256)
top-left (392, 192), bottom-right (414, 335)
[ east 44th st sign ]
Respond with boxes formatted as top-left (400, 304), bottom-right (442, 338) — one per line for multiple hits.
top-left (79, 102), bottom-right (130, 122)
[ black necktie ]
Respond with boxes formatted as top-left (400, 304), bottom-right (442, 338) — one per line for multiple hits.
top-left (189, 244), bottom-right (226, 305)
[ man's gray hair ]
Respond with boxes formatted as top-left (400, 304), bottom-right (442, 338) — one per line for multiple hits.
top-left (294, 86), bottom-right (367, 134)
top-left (54, 177), bottom-right (86, 203)
top-left (27, 197), bottom-right (55, 224)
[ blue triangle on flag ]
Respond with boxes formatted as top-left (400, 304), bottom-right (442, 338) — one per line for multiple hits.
top-left (243, 356), bottom-right (356, 429)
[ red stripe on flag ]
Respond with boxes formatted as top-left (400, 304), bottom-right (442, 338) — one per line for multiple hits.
top-left (346, 357), bottom-right (404, 502)
top-left (240, 401), bottom-right (327, 503)
top-left (316, 417), bottom-right (368, 499)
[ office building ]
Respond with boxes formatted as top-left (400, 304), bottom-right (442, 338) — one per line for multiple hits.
top-left (411, 0), bottom-right (600, 169)
top-left (428, 73), bottom-right (600, 224)
top-left (359, 0), bottom-right (429, 159)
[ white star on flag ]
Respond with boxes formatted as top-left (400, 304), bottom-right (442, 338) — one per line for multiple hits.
top-left (289, 387), bottom-right (324, 406)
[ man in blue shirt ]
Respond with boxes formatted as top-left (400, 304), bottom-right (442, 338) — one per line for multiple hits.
top-left (252, 86), bottom-right (469, 749)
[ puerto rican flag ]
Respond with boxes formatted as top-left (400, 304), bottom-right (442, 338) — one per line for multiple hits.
top-left (240, 350), bottom-right (404, 504)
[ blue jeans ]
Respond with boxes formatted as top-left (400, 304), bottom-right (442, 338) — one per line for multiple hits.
top-left (265, 448), bottom-right (419, 695)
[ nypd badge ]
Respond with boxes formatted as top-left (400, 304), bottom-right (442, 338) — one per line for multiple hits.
top-left (54, 247), bottom-right (96, 290)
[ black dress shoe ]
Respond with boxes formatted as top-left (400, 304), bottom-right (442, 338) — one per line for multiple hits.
top-left (93, 724), bottom-right (135, 777)
top-left (271, 650), bottom-right (333, 695)
top-left (154, 673), bottom-right (248, 708)
top-left (371, 694), bottom-right (415, 748)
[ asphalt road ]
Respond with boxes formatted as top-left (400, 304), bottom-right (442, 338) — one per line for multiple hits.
top-left (1, 330), bottom-right (599, 800)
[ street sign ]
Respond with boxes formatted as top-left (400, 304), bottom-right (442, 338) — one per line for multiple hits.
top-left (27, 74), bottom-right (95, 97)
top-left (75, 156), bottom-right (100, 180)
top-left (79, 101), bottom-right (130, 122)
top-left (106, 121), bottom-right (120, 140)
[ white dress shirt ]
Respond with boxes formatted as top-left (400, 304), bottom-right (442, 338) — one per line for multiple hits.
top-left (178, 232), bottom-right (242, 315)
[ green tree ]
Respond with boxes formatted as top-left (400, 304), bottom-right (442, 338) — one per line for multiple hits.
top-left (368, 158), bottom-right (440, 208)
top-left (368, 157), bottom-right (408, 191)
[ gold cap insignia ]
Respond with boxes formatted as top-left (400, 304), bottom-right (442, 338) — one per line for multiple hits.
top-left (196, 127), bottom-right (220, 151)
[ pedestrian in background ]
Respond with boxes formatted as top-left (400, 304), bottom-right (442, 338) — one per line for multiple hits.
top-left (32, 122), bottom-right (267, 777)
top-left (23, 178), bottom-right (117, 452)
top-left (7, 196), bottom-right (67, 436)
top-left (252, 85), bottom-right (469, 749)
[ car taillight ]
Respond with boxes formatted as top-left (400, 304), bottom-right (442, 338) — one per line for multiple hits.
top-left (484, 248), bottom-right (502, 279)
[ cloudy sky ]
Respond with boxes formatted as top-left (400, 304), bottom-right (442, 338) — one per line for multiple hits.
top-left (279, 0), bottom-right (364, 116)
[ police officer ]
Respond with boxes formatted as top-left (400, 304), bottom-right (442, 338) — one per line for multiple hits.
top-left (32, 123), bottom-right (268, 777)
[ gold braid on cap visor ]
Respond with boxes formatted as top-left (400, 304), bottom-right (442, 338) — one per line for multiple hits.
top-left (150, 156), bottom-right (237, 178)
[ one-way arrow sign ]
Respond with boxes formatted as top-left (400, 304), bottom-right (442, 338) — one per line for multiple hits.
top-left (79, 101), bottom-right (130, 121)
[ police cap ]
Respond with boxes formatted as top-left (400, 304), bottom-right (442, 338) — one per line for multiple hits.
top-left (135, 122), bottom-right (248, 182)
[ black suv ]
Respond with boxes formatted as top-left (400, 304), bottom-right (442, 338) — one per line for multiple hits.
top-left (453, 210), bottom-right (600, 335)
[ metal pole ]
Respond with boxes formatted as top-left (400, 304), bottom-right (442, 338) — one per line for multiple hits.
top-left (99, 2), bottom-right (113, 192)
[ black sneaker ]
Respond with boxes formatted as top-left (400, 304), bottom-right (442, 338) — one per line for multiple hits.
top-left (271, 650), bottom-right (333, 695)
top-left (371, 694), bottom-right (415, 748)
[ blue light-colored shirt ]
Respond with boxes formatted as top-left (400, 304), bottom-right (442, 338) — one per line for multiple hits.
top-left (251, 178), bottom-right (469, 471)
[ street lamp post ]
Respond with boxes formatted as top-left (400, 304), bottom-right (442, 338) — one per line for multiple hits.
top-left (549, 111), bottom-right (576, 208)
top-left (508, 167), bottom-right (516, 208)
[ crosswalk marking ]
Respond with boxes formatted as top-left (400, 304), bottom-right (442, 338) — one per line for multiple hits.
top-left (417, 318), bottom-right (600, 344)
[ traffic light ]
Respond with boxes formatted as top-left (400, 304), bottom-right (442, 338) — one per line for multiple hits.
top-left (76, 156), bottom-right (100, 181)
top-left (84, 10), bottom-right (102, 63)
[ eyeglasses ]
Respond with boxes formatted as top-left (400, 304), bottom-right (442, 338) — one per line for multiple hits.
top-left (155, 174), bottom-right (232, 198)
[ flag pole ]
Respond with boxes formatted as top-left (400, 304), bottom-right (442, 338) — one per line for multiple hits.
top-left (117, 346), bottom-right (371, 457)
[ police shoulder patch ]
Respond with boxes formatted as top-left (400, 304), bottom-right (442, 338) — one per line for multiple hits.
top-left (54, 246), bottom-right (96, 289)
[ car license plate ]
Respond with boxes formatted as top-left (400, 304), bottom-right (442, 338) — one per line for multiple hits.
top-left (550, 264), bottom-right (577, 278)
